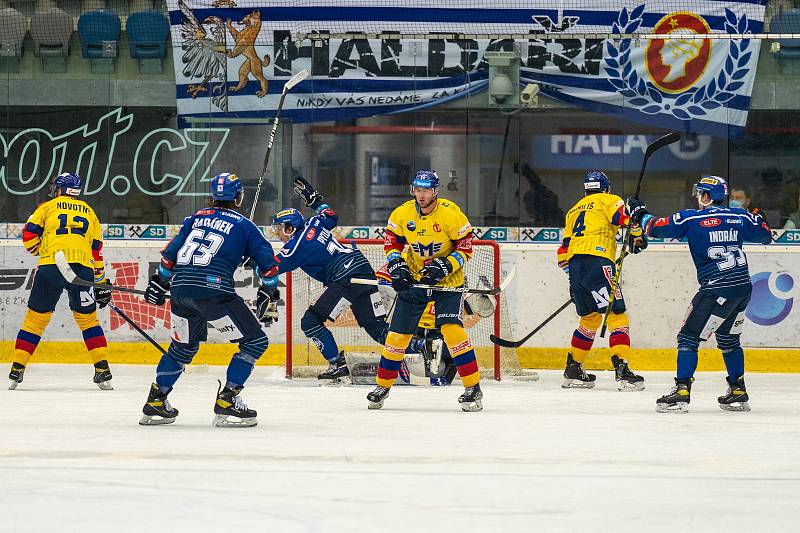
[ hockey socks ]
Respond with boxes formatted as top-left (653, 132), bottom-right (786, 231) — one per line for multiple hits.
top-left (226, 333), bottom-right (269, 387)
top-left (156, 342), bottom-right (199, 390)
top-left (301, 310), bottom-right (340, 361)
top-left (376, 332), bottom-right (412, 388)
top-left (570, 312), bottom-right (601, 362)
top-left (73, 311), bottom-right (109, 364)
top-left (14, 309), bottom-right (52, 366)
top-left (441, 324), bottom-right (480, 388)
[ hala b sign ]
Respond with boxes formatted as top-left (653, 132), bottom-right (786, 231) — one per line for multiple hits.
top-left (167, 1), bottom-right (765, 135)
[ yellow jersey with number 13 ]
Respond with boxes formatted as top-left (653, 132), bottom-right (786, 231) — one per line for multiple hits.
top-left (558, 192), bottom-right (626, 264)
top-left (22, 196), bottom-right (105, 280)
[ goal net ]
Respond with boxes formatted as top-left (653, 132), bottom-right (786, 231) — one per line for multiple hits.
top-left (284, 239), bottom-right (522, 380)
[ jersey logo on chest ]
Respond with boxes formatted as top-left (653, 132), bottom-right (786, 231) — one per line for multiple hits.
top-left (411, 242), bottom-right (443, 257)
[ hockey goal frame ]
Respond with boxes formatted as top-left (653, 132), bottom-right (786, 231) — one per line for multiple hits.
top-left (284, 239), bottom-right (503, 380)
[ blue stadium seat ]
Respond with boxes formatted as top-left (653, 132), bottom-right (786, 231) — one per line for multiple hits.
top-left (78, 9), bottom-right (121, 73)
top-left (770, 9), bottom-right (800, 63)
top-left (127, 9), bottom-right (169, 74)
top-left (0, 7), bottom-right (27, 73)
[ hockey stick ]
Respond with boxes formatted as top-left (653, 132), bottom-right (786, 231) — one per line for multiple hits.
top-left (249, 68), bottom-right (311, 220)
top-left (599, 132), bottom-right (680, 337)
top-left (108, 303), bottom-right (168, 355)
top-left (489, 298), bottom-right (572, 348)
top-left (350, 264), bottom-right (516, 296)
top-left (54, 251), bottom-right (170, 300)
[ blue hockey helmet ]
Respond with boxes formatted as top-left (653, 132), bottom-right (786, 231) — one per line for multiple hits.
top-left (210, 172), bottom-right (244, 205)
top-left (271, 208), bottom-right (305, 234)
top-left (693, 175), bottom-right (728, 203)
top-left (584, 171), bottom-right (610, 193)
top-left (49, 172), bottom-right (82, 198)
top-left (410, 169), bottom-right (440, 193)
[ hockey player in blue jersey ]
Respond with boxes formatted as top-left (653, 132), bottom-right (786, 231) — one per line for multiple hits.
top-left (627, 175), bottom-right (772, 413)
top-left (273, 177), bottom-right (424, 380)
top-left (139, 172), bottom-right (280, 427)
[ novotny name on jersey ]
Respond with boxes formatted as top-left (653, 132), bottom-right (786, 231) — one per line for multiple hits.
top-left (708, 229), bottom-right (739, 243)
top-left (192, 217), bottom-right (234, 234)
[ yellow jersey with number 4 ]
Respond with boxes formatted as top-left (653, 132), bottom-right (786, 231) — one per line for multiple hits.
top-left (385, 198), bottom-right (473, 287)
top-left (22, 196), bottom-right (105, 280)
top-left (559, 192), bottom-right (626, 264)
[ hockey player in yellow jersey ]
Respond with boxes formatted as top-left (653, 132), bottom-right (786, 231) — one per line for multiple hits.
top-left (367, 170), bottom-right (483, 411)
top-left (556, 171), bottom-right (644, 391)
top-left (10, 172), bottom-right (114, 390)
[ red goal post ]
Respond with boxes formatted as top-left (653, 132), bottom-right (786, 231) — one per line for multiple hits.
top-left (284, 239), bottom-right (520, 381)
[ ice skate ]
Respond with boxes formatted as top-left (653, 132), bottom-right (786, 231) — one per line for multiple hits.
top-left (317, 351), bottom-right (350, 381)
top-left (562, 353), bottom-right (596, 389)
top-left (139, 383), bottom-right (178, 425)
top-left (458, 383), bottom-right (483, 412)
top-left (213, 380), bottom-right (257, 427)
top-left (8, 362), bottom-right (25, 390)
top-left (612, 355), bottom-right (645, 391)
top-left (718, 376), bottom-right (751, 412)
top-left (93, 360), bottom-right (113, 390)
top-left (656, 378), bottom-right (692, 413)
top-left (367, 385), bottom-right (390, 409)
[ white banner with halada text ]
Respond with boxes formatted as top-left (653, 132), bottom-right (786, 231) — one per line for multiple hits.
top-left (167, 1), bottom-right (766, 136)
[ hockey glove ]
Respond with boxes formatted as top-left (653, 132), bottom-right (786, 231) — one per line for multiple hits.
top-left (256, 286), bottom-right (280, 325)
top-left (96, 279), bottom-right (113, 309)
top-left (419, 257), bottom-right (454, 286)
top-left (293, 176), bottom-right (324, 209)
top-left (387, 257), bottom-right (414, 292)
top-left (625, 197), bottom-right (650, 225)
top-left (144, 274), bottom-right (170, 306)
top-left (558, 259), bottom-right (570, 275)
top-left (627, 224), bottom-right (648, 254)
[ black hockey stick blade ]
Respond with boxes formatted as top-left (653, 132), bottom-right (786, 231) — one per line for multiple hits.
top-left (108, 303), bottom-right (168, 355)
top-left (490, 298), bottom-right (573, 348)
top-left (53, 251), bottom-right (169, 299)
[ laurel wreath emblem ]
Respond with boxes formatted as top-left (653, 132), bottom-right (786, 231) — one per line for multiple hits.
top-left (604, 4), bottom-right (753, 119)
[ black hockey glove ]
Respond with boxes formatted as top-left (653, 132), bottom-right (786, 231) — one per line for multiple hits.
top-left (95, 279), bottom-right (113, 309)
top-left (627, 224), bottom-right (648, 254)
top-left (419, 257), bottom-right (454, 286)
top-left (625, 197), bottom-right (650, 226)
top-left (256, 286), bottom-right (280, 325)
top-left (293, 176), bottom-right (324, 209)
top-left (387, 257), bottom-right (414, 292)
top-left (144, 274), bottom-right (170, 306)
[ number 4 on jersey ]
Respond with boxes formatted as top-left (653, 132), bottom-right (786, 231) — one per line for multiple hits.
top-left (572, 211), bottom-right (587, 237)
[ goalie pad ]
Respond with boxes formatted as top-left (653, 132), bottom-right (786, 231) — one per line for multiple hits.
top-left (344, 352), bottom-right (431, 386)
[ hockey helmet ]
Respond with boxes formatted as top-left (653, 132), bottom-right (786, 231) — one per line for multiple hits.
top-left (210, 172), bottom-right (244, 205)
top-left (271, 208), bottom-right (305, 234)
top-left (584, 171), bottom-right (610, 193)
top-left (693, 175), bottom-right (728, 203)
top-left (49, 172), bottom-right (82, 198)
top-left (410, 169), bottom-right (440, 194)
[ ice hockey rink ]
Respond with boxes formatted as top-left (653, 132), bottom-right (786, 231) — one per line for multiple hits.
top-left (2, 365), bottom-right (799, 533)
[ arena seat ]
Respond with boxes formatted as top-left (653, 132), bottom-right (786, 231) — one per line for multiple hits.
top-left (0, 7), bottom-right (26, 72)
top-left (770, 9), bottom-right (800, 74)
top-left (77, 9), bottom-right (121, 73)
top-left (127, 9), bottom-right (169, 74)
top-left (31, 7), bottom-right (72, 72)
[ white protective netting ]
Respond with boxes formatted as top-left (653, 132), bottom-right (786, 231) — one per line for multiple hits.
top-left (284, 239), bottom-right (522, 380)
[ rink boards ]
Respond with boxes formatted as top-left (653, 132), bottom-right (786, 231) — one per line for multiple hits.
top-left (1, 240), bottom-right (798, 372)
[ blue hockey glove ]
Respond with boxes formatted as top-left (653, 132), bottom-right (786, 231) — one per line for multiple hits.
top-left (419, 257), bottom-right (454, 286)
top-left (255, 286), bottom-right (280, 325)
top-left (95, 279), bottom-right (113, 309)
top-left (144, 274), bottom-right (169, 306)
top-left (293, 176), bottom-right (324, 209)
top-left (387, 257), bottom-right (414, 292)
top-left (626, 197), bottom-right (650, 226)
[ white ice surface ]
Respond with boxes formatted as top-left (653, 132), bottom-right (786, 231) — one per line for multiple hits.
top-left (2, 365), bottom-right (800, 533)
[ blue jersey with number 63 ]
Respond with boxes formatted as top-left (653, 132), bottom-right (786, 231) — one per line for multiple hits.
top-left (646, 206), bottom-right (772, 296)
top-left (162, 207), bottom-right (277, 298)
